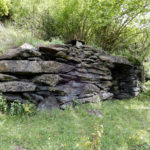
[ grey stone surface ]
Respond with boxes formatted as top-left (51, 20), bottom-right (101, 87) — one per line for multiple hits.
top-left (0, 60), bottom-right (75, 73)
top-left (23, 93), bottom-right (44, 104)
top-left (39, 45), bottom-right (68, 54)
top-left (0, 43), bottom-right (141, 110)
top-left (78, 94), bottom-right (101, 103)
top-left (0, 81), bottom-right (36, 92)
top-left (38, 95), bottom-right (59, 111)
top-left (0, 73), bottom-right (18, 81)
top-left (0, 43), bottom-right (40, 60)
top-left (33, 74), bottom-right (62, 86)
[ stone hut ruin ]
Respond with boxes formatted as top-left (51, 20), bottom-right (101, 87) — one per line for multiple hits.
top-left (0, 42), bottom-right (141, 110)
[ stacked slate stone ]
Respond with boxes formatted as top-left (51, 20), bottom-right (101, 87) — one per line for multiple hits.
top-left (0, 42), bottom-right (141, 110)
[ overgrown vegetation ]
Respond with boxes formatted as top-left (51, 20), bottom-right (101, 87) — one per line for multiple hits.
top-left (0, 94), bottom-right (150, 150)
top-left (0, 0), bottom-right (10, 17)
top-left (0, 23), bottom-right (63, 52)
top-left (0, 0), bottom-right (150, 61)
top-left (0, 94), bottom-right (37, 116)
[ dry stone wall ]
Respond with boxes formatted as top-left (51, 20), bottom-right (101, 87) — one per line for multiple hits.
top-left (0, 42), bottom-right (142, 110)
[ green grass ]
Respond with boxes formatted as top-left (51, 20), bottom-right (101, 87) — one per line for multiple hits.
top-left (0, 23), bottom-right (64, 53)
top-left (0, 93), bottom-right (150, 150)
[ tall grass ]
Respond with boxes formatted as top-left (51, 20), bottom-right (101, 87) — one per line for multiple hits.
top-left (0, 23), bottom-right (63, 53)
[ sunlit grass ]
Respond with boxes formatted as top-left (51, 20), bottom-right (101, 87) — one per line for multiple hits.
top-left (0, 93), bottom-right (150, 150)
top-left (0, 23), bottom-right (64, 53)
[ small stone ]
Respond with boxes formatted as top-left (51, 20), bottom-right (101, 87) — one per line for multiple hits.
top-left (80, 84), bottom-right (100, 97)
top-left (23, 93), bottom-right (44, 104)
top-left (28, 57), bottom-right (42, 61)
top-left (36, 86), bottom-right (50, 91)
top-left (38, 95), bottom-right (59, 111)
top-left (87, 109), bottom-right (103, 118)
top-left (87, 68), bottom-right (110, 75)
top-left (60, 102), bottom-right (73, 110)
top-left (33, 74), bottom-right (62, 86)
top-left (99, 91), bottom-right (113, 100)
top-left (78, 94), bottom-right (100, 103)
top-left (68, 71), bottom-right (112, 81)
top-left (56, 51), bottom-right (81, 63)
top-left (36, 91), bottom-right (50, 97)
top-left (39, 45), bottom-right (68, 54)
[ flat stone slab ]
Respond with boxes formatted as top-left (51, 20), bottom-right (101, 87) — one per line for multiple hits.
top-left (0, 60), bottom-right (75, 74)
top-left (33, 74), bottom-right (62, 86)
top-left (99, 55), bottom-right (132, 65)
top-left (0, 73), bottom-right (18, 81)
top-left (39, 45), bottom-right (68, 54)
top-left (78, 94), bottom-right (100, 103)
top-left (0, 43), bottom-right (41, 60)
top-left (0, 81), bottom-right (36, 92)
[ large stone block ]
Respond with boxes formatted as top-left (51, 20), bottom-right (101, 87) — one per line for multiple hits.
top-left (0, 60), bottom-right (75, 74)
top-left (0, 81), bottom-right (36, 92)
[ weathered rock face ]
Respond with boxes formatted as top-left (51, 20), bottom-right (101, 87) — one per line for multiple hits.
top-left (0, 43), bottom-right (142, 110)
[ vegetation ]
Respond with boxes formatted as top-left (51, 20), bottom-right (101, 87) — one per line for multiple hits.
top-left (0, 23), bottom-right (63, 52)
top-left (0, 0), bottom-right (10, 17)
top-left (0, 1), bottom-right (150, 150)
top-left (0, 94), bottom-right (37, 116)
top-left (0, 94), bottom-right (150, 150)
top-left (0, 0), bottom-right (150, 61)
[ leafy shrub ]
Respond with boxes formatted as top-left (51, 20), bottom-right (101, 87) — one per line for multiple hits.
top-left (22, 102), bottom-right (37, 116)
top-left (0, 93), bottom-right (8, 113)
top-left (40, 0), bottom-right (150, 49)
top-left (0, 0), bottom-right (10, 17)
top-left (128, 130), bottom-right (150, 150)
top-left (76, 124), bottom-right (103, 150)
top-left (1, 0), bottom-right (150, 62)
top-left (0, 93), bottom-right (37, 116)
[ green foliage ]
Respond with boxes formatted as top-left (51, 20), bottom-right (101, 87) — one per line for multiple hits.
top-left (0, 93), bottom-right (37, 116)
top-left (2, 0), bottom-right (149, 62)
top-left (22, 102), bottom-right (37, 116)
top-left (39, 0), bottom-right (150, 49)
top-left (0, 0), bottom-right (10, 17)
top-left (0, 94), bottom-right (8, 113)
top-left (9, 100), bottom-right (23, 116)
top-left (1, 0), bottom-right (150, 62)
top-left (0, 23), bottom-right (53, 52)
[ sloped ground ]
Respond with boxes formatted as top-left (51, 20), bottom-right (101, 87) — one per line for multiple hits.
top-left (0, 93), bottom-right (150, 150)
top-left (0, 24), bottom-right (62, 53)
